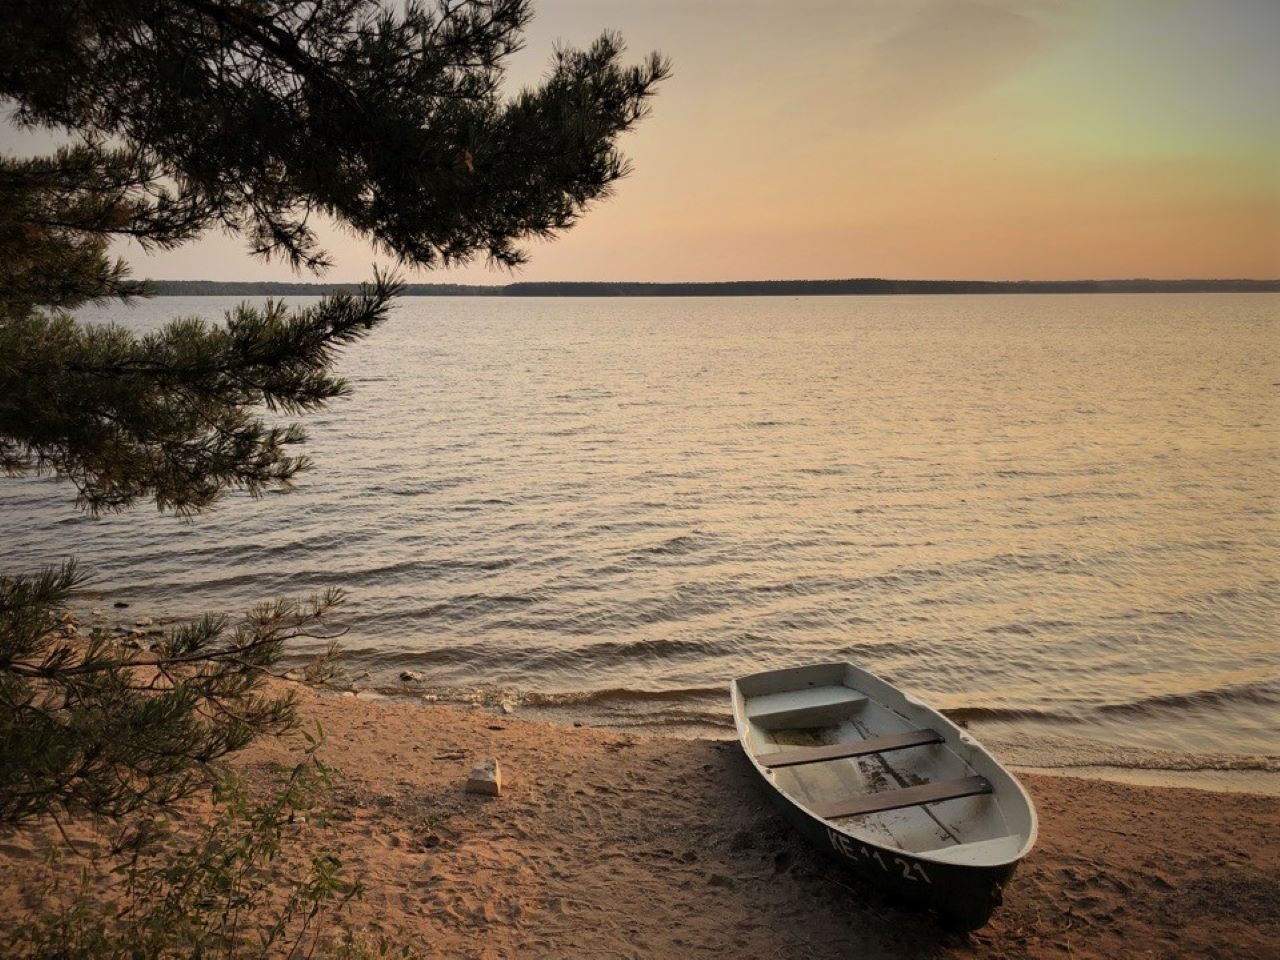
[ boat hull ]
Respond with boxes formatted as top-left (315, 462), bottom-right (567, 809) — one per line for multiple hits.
top-left (755, 764), bottom-right (1018, 929)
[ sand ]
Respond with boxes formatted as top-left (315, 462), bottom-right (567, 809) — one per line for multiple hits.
top-left (2, 685), bottom-right (1277, 959)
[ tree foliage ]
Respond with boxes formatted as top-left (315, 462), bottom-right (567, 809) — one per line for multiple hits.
top-left (1, 0), bottom-right (669, 276)
top-left (0, 277), bottom-right (397, 513)
top-left (0, 0), bottom-right (666, 830)
top-left (0, 562), bottom-right (347, 827)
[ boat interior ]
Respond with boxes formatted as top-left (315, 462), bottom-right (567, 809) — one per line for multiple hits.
top-left (734, 663), bottom-right (1035, 866)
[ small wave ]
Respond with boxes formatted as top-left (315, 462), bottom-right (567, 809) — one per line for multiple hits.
top-left (992, 468), bottom-right (1063, 479)
top-left (349, 557), bottom-right (518, 586)
top-left (519, 686), bottom-right (726, 708)
top-left (992, 735), bottom-right (1280, 774)
top-left (609, 712), bottom-right (736, 730)
top-left (636, 469), bottom-right (700, 481)
top-left (634, 533), bottom-right (709, 557)
top-left (382, 635), bottom-right (742, 673)
top-left (548, 389), bottom-right (615, 401)
top-left (1040, 489), bottom-right (1142, 501)
top-left (353, 678), bottom-right (727, 710)
top-left (562, 635), bottom-right (730, 664)
top-left (980, 618), bottom-right (1079, 636)
top-left (1097, 679), bottom-right (1280, 717)
top-left (942, 705), bottom-right (1083, 724)
top-left (980, 551), bottom-right (1082, 575)
top-left (607, 587), bottom-right (739, 628)
top-left (1030, 755), bottom-right (1280, 774)
top-left (371, 476), bottom-right (472, 497)
top-left (355, 642), bottom-right (504, 666)
top-left (457, 592), bottom-right (539, 605)
top-left (359, 592), bottom-right (542, 626)
top-left (945, 680), bottom-right (1280, 725)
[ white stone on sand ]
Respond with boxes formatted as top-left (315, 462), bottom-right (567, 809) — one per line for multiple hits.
top-left (465, 757), bottom-right (503, 797)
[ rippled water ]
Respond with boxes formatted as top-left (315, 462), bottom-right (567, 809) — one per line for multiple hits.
top-left (6, 294), bottom-right (1278, 788)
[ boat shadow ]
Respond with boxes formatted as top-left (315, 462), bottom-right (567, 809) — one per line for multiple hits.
top-left (644, 740), bottom-right (969, 958)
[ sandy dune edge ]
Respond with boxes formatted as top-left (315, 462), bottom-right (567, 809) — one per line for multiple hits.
top-left (3, 685), bottom-right (1276, 959)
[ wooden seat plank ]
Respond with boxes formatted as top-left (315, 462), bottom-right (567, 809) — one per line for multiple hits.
top-left (760, 728), bottom-right (945, 769)
top-left (812, 775), bottom-right (992, 821)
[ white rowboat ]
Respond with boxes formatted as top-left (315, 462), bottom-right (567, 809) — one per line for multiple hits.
top-left (731, 662), bottom-right (1037, 929)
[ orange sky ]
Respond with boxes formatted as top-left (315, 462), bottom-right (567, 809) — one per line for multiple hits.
top-left (13, 0), bottom-right (1280, 282)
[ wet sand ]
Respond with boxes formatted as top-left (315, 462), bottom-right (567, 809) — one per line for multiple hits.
top-left (3, 685), bottom-right (1277, 958)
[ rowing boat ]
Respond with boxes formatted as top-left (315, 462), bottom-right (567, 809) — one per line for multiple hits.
top-left (731, 662), bottom-right (1037, 929)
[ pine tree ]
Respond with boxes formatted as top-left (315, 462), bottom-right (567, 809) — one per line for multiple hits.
top-left (0, 0), bottom-right (668, 827)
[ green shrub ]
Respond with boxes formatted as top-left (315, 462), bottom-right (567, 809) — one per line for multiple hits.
top-left (8, 729), bottom-right (409, 959)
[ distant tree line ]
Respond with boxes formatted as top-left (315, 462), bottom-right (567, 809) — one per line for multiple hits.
top-left (150, 277), bottom-right (1280, 297)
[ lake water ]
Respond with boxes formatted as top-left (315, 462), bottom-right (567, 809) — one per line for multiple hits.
top-left (6, 294), bottom-right (1278, 791)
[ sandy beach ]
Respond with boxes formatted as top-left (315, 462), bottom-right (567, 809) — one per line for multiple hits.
top-left (3, 684), bottom-right (1276, 959)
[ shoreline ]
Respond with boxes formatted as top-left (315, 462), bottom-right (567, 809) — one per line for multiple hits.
top-left (55, 603), bottom-right (1279, 800)
top-left (315, 686), bottom-right (1280, 798)
top-left (1013, 763), bottom-right (1280, 796)
top-left (4, 683), bottom-right (1277, 958)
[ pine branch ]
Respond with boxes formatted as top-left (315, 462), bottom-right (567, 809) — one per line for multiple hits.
top-left (0, 566), bottom-right (344, 827)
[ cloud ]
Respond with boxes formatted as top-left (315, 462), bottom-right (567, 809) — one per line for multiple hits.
top-left (836, 0), bottom-right (1057, 130)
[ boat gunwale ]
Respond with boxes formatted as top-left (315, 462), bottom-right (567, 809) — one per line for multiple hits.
top-left (731, 660), bottom-right (1039, 868)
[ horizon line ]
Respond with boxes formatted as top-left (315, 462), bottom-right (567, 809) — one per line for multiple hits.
top-left (146, 275), bottom-right (1280, 285)
top-left (143, 276), bottom-right (1280, 296)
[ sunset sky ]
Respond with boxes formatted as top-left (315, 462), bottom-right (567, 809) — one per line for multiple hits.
top-left (10, 0), bottom-right (1280, 282)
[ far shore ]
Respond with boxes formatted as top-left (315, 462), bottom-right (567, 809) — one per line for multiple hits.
top-left (3, 683), bottom-right (1276, 959)
top-left (143, 278), bottom-right (1280, 298)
